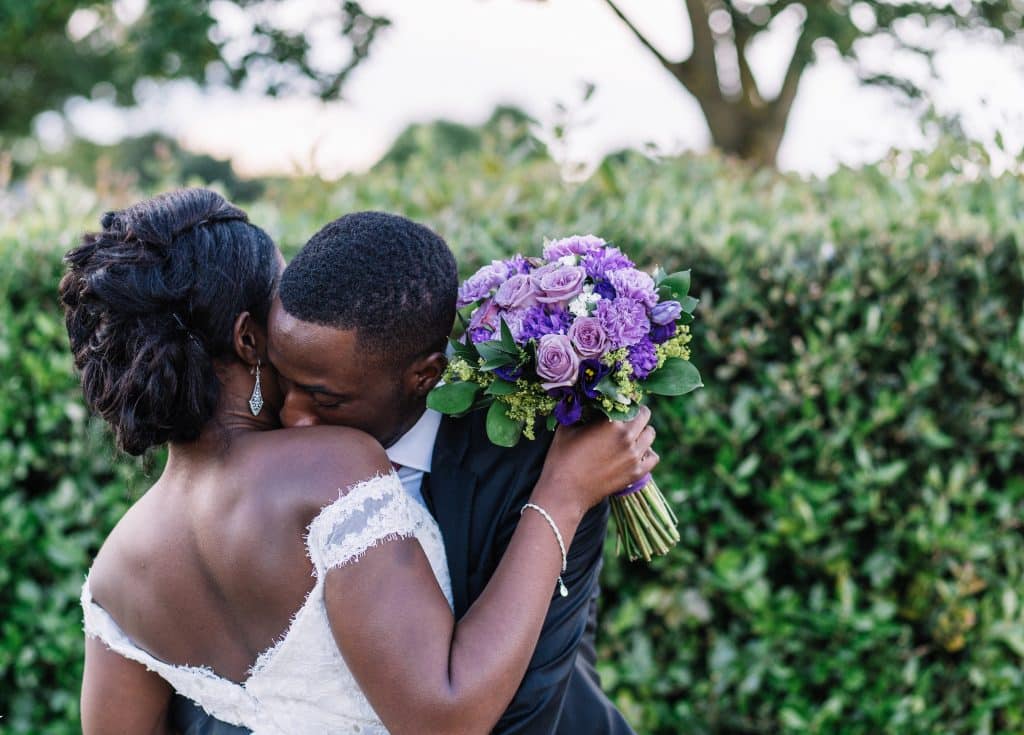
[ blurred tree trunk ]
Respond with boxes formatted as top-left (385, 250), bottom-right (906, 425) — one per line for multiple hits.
top-left (603, 0), bottom-right (815, 168)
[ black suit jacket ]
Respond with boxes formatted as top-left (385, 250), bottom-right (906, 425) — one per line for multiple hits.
top-left (171, 411), bottom-right (633, 734)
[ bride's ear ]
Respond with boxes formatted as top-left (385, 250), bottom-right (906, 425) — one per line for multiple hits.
top-left (407, 351), bottom-right (448, 398)
top-left (232, 311), bottom-right (266, 367)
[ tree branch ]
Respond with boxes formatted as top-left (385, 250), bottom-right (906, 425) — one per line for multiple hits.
top-left (769, 24), bottom-right (815, 125)
top-left (734, 25), bottom-right (763, 108)
top-left (600, 0), bottom-right (677, 73)
top-left (684, 0), bottom-right (717, 73)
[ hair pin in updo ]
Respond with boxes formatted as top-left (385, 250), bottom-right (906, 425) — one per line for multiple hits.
top-left (171, 313), bottom-right (202, 346)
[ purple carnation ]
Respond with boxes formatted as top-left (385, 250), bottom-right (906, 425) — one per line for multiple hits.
top-left (501, 308), bottom-right (529, 343)
top-left (467, 327), bottom-right (493, 344)
top-left (628, 338), bottom-right (658, 380)
top-left (520, 305), bottom-right (572, 341)
top-left (651, 300), bottom-right (683, 325)
top-left (582, 246), bottom-right (633, 281)
top-left (607, 268), bottom-right (657, 308)
top-left (504, 253), bottom-right (532, 275)
top-left (458, 262), bottom-right (508, 307)
top-left (543, 234), bottom-right (607, 260)
top-left (596, 298), bottom-right (650, 349)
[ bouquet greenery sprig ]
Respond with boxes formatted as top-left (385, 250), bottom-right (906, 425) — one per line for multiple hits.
top-left (428, 235), bottom-right (702, 561)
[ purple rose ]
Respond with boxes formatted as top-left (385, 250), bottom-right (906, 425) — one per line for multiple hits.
top-left (567, 316), bottom-right (608, 358)
top-left (495, 274), bottom-right (540, 310)
top-left (596, 297), bottom-right (650, 349)
top-left (535, 334), bottom-right (580, 390)
top-left (520, 306), bottom-right (572, 341)
top-left (458, 262), bottom-right (508, 307)
top-left (543, 234), bottom-right (607, 260)
top-left (582, 246), bottom-right (633, 281)
top-left (607, 268), bottom-right (657, 308)
top-left (628, 338), bottom-right (658, 380)
top-left (534, 265), bottom-right (586, 306)
top-left (651, 300), bottom-right (683, 325)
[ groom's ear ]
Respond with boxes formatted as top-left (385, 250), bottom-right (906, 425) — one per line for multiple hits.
top-left (406, 351), bottom-right (448, 398)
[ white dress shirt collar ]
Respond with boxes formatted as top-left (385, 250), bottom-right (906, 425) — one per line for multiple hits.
top-left (385, 408), bottom-right (443, 474)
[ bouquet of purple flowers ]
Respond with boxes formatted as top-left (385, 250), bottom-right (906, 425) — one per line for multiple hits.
top-left (428, 235), bottom-right (702, 561)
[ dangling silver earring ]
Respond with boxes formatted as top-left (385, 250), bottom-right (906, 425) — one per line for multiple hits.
top-left (249, 360), bottom-right (264, 416)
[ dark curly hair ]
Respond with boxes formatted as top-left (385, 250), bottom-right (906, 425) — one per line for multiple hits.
top-left (278, 211), bottom-right (457, 365)
top-left (59, 188), bottom-right (280, 455)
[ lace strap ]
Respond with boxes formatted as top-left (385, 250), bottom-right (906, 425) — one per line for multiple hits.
top-left (307, 472), bottom-right (418, 573)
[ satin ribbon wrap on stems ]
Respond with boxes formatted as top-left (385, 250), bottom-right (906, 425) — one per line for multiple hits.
top-left (609, 474), bottom-right (680, 562)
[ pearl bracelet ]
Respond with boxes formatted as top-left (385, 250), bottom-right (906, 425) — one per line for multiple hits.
top-left (521, 503), bottom-right (568, 597)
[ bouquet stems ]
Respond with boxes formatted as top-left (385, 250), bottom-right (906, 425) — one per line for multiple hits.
top-left (609, 475), bottom-right (679, 562)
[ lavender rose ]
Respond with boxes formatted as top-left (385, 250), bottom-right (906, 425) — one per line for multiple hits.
top-left (597, 297), bottom-right (651, 349)
top-left (534, 265), bottom-right (586, 306)
top-left (495, 274), bottom-right (540, 310)
top-left (535, 334), bottom-right (580, 390)
top-left (543, 234), bottom-right (607, 260)
top-left (651, 300), bottom-right (683, 325)
top-left (457, 262), bottom-right (508, 307)
top-left (607, 268), bottom-right (657, 308)
top-left (567, 316), bottom-right (609, 358)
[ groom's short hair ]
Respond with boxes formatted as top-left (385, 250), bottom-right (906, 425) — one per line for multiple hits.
top-left (279, 211), bottom-right (458, 364)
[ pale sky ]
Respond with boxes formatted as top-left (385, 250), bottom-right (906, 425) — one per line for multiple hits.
top-left (64, 0), bottom-right (1024, 178)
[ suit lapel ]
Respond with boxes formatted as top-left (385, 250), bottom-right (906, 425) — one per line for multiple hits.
top-left (426, 415), bottom-right (477, 618)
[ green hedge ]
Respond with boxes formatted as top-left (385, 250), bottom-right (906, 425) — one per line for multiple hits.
top-left (1, 131), bottom-right (1022, 733)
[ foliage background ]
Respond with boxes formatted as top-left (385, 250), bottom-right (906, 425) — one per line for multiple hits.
top-left (1, 121), bottom-right (1022, 733)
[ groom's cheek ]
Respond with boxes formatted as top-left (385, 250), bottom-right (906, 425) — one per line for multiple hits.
top-left (279, 392), bottom-right (320, 428)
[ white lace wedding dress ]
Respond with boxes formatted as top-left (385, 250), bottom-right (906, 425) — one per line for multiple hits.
top-left (81, 472), bottom-right (452, 734)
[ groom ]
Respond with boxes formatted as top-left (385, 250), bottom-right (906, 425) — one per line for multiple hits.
top-left (172, 212), bottom-right (634, 734)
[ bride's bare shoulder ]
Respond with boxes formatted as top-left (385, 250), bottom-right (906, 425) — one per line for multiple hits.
top-left (248, 426), bottom-right (393, 520)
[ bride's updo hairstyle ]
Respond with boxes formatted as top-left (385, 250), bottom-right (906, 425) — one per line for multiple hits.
top-left (59, 188), bottom-right (279, 455)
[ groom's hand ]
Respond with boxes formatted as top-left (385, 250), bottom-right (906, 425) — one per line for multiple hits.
top-left (533, 405), bottom-right (658, 518)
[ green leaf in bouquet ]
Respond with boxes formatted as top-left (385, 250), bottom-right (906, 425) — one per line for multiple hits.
top-left (449, 337), bottom-right (478, 362)
top-left (657, 270), bottom-right (691, 302)
top-left (426, 381), bottom-right (481, 415)
top-left (595, 375), bottom-right (629, 404)
top-left (475, 339), bottom-right (516, 362)
top-left (644, 358), bottom-right (703, 396)
top-left (546, 415), bottom-right (558, 432)
top-left (599, 401), bottom-right (642, 422)
top-left (679, 295), bottom-right (700, 314)
top-left (480, 355), bottom-right (518, 371)
top-left (485, 379), bottom-right (517, 396)
top-left (652, 265), bottom-right (668, 286)
top-left (486, 399), bottom-right (523, 447)
top-left (499, 317), bottom-right (517, 353)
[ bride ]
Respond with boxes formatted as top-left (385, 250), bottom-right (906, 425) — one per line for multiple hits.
top-left (65, 189), bottom-right (658, 734)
